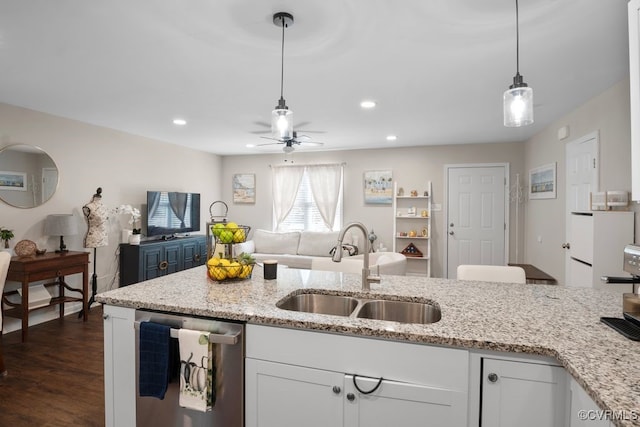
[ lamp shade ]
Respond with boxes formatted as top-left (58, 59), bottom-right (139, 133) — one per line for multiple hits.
top-left (503, 85), bottom-right (533, 127)
top-left (271, 107), bottom-right (293, 140)
top-left (44, 214), bottom-right (78, 236)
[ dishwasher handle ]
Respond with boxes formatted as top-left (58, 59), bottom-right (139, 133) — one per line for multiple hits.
top-left (134, 321), bottom-right (241, 345)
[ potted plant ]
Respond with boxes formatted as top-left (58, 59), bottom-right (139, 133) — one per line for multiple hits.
top-left (0, 227), bottom-right (14, 248)
top-left (113, 205), bottom-right (142, 245)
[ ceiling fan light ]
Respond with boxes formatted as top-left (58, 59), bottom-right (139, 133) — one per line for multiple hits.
top-left (503, 84), bottom-right (533, 127)
top-left (272, 107), bottom-right (293, 140)
top-left (282, 144), bottom-right (295, 154)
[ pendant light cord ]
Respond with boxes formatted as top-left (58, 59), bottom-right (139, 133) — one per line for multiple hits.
top-left (515, 0), bottom-right (520, 75)
top-left (279, 17), bottom-right (286, 100)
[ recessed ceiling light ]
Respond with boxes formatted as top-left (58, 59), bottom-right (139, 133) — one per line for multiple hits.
top-left (246, 143), bottom-right (256, 148)
top-left (386, 135), bottom-right (397, 141)
top-left (360, 100), bottom-right (376, 109)
top-left (173, 118), bottom-right (187, 126)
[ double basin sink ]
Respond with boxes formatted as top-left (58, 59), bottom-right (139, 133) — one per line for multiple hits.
top-left (276, 292), bottom-right (441, 325)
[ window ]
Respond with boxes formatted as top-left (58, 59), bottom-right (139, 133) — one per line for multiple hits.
top-left (275, 167), bottom-right (343, 232)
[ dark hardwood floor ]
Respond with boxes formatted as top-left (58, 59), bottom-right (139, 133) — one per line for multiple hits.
top-left (0, 306), bottom-right (105, 427)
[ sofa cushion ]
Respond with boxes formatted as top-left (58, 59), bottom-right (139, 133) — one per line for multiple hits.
top-left (297, 231), bottom-right (341, 257)
top-left (252, 229), bottom-right (300, 254)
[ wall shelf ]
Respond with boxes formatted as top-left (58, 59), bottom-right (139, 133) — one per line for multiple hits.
top-left (393, 181), bottom-right (431, 277)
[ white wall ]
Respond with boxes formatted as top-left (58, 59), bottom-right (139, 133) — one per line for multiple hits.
top-left (221, 142), bottom-right (525, 277)
top-left (524, 78), bottom-right (638, 284)
top-left (0, 103), bottom-right (222, 332)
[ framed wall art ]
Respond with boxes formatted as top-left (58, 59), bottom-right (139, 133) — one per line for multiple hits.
top-left (0, 171), bottom-right (27, 191)
top-left (363, 170), bottom-right (393, 204)
top-left (233, 173), bottom-right (256, 204)
top-left (529, 163), bottom-right (556, 199)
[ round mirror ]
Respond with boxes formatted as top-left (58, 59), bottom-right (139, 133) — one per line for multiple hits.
top-left (0, 144), bottom-right (59, 208)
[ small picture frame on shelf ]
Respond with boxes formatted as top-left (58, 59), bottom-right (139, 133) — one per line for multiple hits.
top-left (407, 207), bottom-right (416, 216)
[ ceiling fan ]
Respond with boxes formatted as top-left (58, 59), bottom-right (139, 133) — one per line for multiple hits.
top-left (257, 131), bottom-right (324, 153)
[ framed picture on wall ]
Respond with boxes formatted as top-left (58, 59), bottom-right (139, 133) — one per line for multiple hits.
top-left (0, 171), bottom-right (27, 191)
top-left (364, 170), bottom-right (393, 204)
top-left (529, 163), bottom-right (556, 199)
top-left (233, 173), bottom-right (256, 204)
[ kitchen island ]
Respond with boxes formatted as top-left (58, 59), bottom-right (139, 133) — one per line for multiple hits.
top-left (97, 265), bottom-right (640, 427)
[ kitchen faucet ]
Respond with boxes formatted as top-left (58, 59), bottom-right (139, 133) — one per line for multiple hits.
top-left (332, 222), bottom-right (381, 291)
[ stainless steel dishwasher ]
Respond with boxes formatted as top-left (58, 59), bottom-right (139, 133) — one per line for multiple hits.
top-left (135, 310), bottom-right (244, 427)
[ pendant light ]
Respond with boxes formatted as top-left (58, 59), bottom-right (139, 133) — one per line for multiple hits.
top-left (271, 12), bottom-right (294, 141)
top-left (503, 0), bottom-right (533, 127)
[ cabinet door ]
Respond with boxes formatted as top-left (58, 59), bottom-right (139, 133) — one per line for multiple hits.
top-left (344, 375), bottom-right (466, 427)
top-left (569, 377), bottom-right (612, 427)
top-left (140, 245), bottom-right (163, 280)
top-left (103, 305), bottom-right (136, 427)
top-left (482, 358), bottom-right (566, 427)
top-left (164, 242), bottom-right (181, 274)
top-left (245, 359), bottom-right (344, 427)
top-left (181, 240), bottom-right (200, 269)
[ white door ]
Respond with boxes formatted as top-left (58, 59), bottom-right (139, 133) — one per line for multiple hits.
top-left (245, 359), bottom-right (344, 427)
top-left (481, 358), bottom-right (566, 427)
top-left (344, 375), bottom-right (467, 427)
top-left (446, 165), bottom-right (508, 278)
top-left (564, 132), bottom-right (599, 286)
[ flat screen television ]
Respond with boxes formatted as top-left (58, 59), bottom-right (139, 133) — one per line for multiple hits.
top-left (146, 191), bottom-right (201, 237)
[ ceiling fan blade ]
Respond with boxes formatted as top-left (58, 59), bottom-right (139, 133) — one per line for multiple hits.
top-left (299, 141), bottom-right (324, 147)
top-left (256, 142), bottom-right (282, 147)
top-left (260, 136), bottom-right (283, 142)
top-left (250, 129), bottom-right (272, 134)
top-left (297, 129), bottom-right (326, 134)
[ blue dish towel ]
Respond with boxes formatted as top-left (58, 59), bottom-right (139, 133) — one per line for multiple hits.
top-left (139, 321), bottom-right (171, 399)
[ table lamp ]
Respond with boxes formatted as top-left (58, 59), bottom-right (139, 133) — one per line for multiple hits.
top-left (44, 214), bottom-right (78, 253)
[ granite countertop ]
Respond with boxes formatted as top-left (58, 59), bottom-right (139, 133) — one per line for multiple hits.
top-left (96, 265), bottom-right (640, 426)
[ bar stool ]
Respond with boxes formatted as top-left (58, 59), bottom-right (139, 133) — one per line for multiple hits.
top-left (457, 264), bottom-right (526, 284)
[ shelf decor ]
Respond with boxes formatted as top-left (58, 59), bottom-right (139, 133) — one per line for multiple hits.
top-left (400, 242), bottom-right (423, 258)
top-left (364, 170), bottom-right (393, 204)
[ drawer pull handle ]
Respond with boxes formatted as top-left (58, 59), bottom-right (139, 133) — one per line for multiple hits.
top-left (159, 261), bottom-right (169, 271)
top-left (195, 254), bottom-right (201, 262)
top-left (488, 373), bottom-right (499, 383)
top-left (56, 270), bottom-right (63, 276)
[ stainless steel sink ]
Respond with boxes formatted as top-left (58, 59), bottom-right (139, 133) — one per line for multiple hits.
top-left (355, 300), bottom-right (441, 324)
top-left (276, 292), bottom-right (441, 325)
top-left (276, 293), bottom-right (359, 317)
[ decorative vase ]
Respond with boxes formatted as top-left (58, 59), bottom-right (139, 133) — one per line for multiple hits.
top-left (121, 229), bottom-right (133, 244)
top-left (129, 234), bottom-right (141, 245)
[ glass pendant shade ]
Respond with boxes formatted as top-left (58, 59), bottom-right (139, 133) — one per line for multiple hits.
top-left (503, 84), bottom-right (533, 127)
top-left (271, 107), bottom-right (293, 140)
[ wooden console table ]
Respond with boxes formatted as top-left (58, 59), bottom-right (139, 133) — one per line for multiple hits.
top-left (508, 263), bottom-right (557, 285)
top-left (3, 251), bottom-right (89, 342)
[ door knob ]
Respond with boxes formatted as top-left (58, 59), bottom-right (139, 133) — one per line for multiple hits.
top-left (488, 373), bottom-right (499, 383)
top-left (561, 243), bottom-right (571, 249)
top-left (332, 386), bottom-right (341, 394)
top-left (449, 231), bottom-right (454, 235)
top-left (450, 223), bottom-right (454, 227)
top-left (346, 393), bottom-right (355, 402)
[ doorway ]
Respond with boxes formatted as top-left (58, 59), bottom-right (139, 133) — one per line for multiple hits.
top-left (445, 164), bottom-right (509, 278)
top-left (564, 131), bottom-right (599, 286)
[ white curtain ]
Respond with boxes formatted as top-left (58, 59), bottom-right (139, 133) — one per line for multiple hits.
top-left (306, 164), bottom-right (342, 230)
top-left (272, 165), bottom-right (305, 229)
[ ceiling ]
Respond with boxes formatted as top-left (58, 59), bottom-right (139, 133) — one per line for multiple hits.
top-left (0, 0), bottom-right (630, 156)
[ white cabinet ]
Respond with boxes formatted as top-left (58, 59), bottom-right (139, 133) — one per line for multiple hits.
top-left (568, 376), bottom-right (613, 427)
top-left (481, 357), bottom-right (567, 427)
top-left (103, 305), bottom-right (136, 427)
top-left (245, 359), bottom-right (344, 427)
top-left (344, 374), bottom-right (466, 427)
top-left (245, 324), bottom-right (468, 427)
top-left (392, 181), bottom-right (432, 276)
top-left (568, 211), bottom-right (634, 288)
top-left (629, 0), bottom-right (640, 200)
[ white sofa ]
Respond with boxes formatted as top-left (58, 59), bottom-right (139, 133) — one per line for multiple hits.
top-left (235, 229), bottom-right (355, 269)
top-left (236, 229), bottom-right (406, 275)
top-left (311, 252), bottom-right (407, 276)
